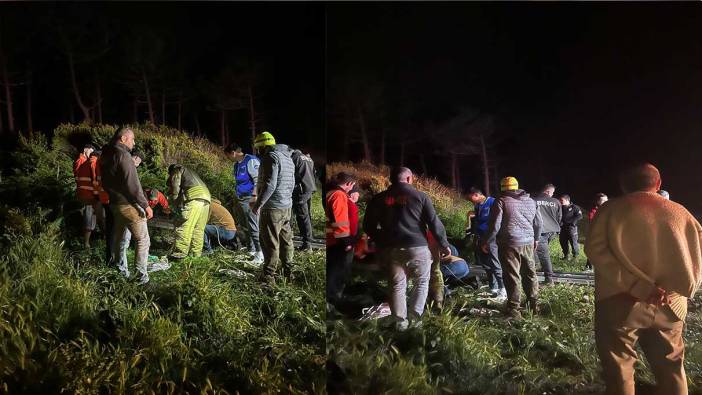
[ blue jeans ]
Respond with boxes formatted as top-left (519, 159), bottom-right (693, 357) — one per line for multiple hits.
top-left (475, 238), bottom-right (504, 289)
top-left (204, 225), bottom-right (236, 251)
top-left (440, 259), bottom-right (470, 284)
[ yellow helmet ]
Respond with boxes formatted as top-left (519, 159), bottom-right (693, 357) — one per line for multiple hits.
top-left (253, 131), bottom-right (276, 149)
top-left (500, 176), bottom-right (519, 191)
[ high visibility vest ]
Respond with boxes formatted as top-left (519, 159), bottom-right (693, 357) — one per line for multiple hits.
top-left (73, 154), bottom-right (96, 201)
top-left (234, 154), bottom-right (258, 197)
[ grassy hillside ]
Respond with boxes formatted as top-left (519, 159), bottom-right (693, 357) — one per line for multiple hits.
top-left (0, 124), bottom-right (326, 393)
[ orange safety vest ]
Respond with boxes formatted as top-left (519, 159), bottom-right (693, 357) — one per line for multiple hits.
top-left (326, 189), bottom-right (351, 246)
top-left (73, 154), bottom-right (96, 202)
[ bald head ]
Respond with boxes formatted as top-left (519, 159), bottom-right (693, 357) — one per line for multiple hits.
top-left (620, 163), bottom-right (662, 193)
top-left (113, 127), bottom-right (135, 150)
top-left (390, 167), bottom-right (413, 184)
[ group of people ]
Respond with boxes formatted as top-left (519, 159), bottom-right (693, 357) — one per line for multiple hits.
top-left (73, 127), bottom-right (317, 286)
top-left (327, 163), bottom-right (701, 394)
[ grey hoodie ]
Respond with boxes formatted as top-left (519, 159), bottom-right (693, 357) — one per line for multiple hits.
top-left (485, 189), bottom-right (543, 247)
top-left (255, 144), bottom-right (295, 210)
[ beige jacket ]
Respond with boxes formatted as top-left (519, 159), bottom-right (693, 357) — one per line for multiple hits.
top-left (585, 191), bottom-right (702, 321)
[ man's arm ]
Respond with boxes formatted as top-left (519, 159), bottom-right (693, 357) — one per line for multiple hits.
top-left (533, 207), bottom-right (543, 241)
top-left (421, 194), bottom-right (449, 249)
top-left (254, 156), bottom-right (278, 210)
top-left (575, 205), bottom-right (584, 222)
top-left (73, 154), bottom-right (88, 176)
top-left (247, 157), bottom-right (260, 190)
top-left (484, 199), bottom-right (504, 244)
top-left (120, 154), bottom-right (149, 209)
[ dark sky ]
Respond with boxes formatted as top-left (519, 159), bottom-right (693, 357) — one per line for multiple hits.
top-left (1, 3), bottom-right (324, 153)
top-left (327, 4), bottom-right (702, 215)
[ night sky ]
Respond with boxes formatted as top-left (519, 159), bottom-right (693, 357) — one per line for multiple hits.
top-left (327, 4), bottom-right (702, 215)
top-left (0, 3), bottom-right (324, 153)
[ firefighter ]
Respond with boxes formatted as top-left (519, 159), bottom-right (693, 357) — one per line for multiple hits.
top-left (73, 143), bottom-right (105, 248)
top-left (167, 164), bottom-right (211, 259)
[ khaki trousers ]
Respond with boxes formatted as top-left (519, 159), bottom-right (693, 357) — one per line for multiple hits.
top-left (260, 208), bottom-right (294, 278)
top-left (595, 293), bottom-right (687, 395)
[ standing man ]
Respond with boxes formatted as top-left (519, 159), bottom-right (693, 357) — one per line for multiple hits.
top-left (533, 184), bottom-right (562, 284)
top-left (73, 143), bottom-right (105, 248)
top-left (251, 131), bottom-right (296, 285)
top-left (100, 127), bottom-right (153, 284)
top-left (290, 147), bottom-right (317, 251)
top-left (586, 163), bottom-right (701, 394)
top-left (224, 143), bottom-right (263, 264)
top-left (364, 167), bottom-right (451, 330)
top-left (326, 172), bottom-right (357, 306)
top-left (167, 164), bottom-right (211, 259)
top-left (483, 177), bottom-right (542, 320)
top-left (584, 192), bottom-right (608, 272)
top-left (466, 187), bottom-right (506, 299)
top-left (559, 194), bottom-right (583, 260)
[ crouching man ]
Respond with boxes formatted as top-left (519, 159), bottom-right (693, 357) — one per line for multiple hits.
top-left (586, 163), bottom-right (702, 395)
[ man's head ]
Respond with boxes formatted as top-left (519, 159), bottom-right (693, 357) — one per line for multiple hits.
top-left (559, 194), bottom-right (571, 206)
top-left (657, 190), bottom-right (670, 200)
top-left (143, 188), bottom-right (158, 202)
top-left (619, 163), bottom-right (662, 194)
top-left (253, 131), bottom-right (276, 155)
top-left (390, 167), bottom-right (413, 185)
top-left (224, 143), bottom-right (245, 161)
top-left (131, 150), bottom-right (143, 168)
top-left (500, 176), bottom-right (519, 192)
top-left (594, 192), bottom-right (608, 206)
top-left (113, 127), bottom-right (135, 150)
top-left (333, 172), bottom-right (356, 193)
top-left (466, 187), bottom-right (486, 205)
top-left (543, 183), bottom-right (556, 197)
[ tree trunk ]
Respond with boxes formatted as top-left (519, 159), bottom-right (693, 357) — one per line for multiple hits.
top-left (379, 128), bottom-right (386, 165)
top-left (420, 153), bottom-right (428, 176)
top-left (67, 51), bottom-right (91, 124)
top-left (177, 91), bottom-right (183, 131)
top-left (400, 140), bottom-right (406, 167)
top-left (25, 69), bottom-right (33, 134)
top-left (1, 51), bottom-right (15, 133)
top-left (357, 105), bottom-right (372, 163)
top-left (194, 113), bottom-right (201, 137)
top-left (480, 134), bottom-right (490, 196)
top-left (161, 89), bottom-right (166, 126)
top-left (69, 101), bottom-right (75, 124)
top-left (450, 152), bottom-right (458, 189)
top-left (142, 68), bottom-right (154, 124)
top-left (220, 110), bottom-right (226, 146)
top-left (0, 87), bottom-right (4, 134)
top-left (95, 76), bottom-right (103, 124)
top-left (248, 84), bottom-right (256, 142)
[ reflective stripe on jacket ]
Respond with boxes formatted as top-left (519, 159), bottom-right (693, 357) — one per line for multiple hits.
top-left (326, 189), bottom-right (351, 246)
top-left (73, 154), bottom-right (97, 201)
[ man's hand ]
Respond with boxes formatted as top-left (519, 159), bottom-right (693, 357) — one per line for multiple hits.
top-left (83, 147), bottom-right (94, 157)
top-left (441, 246), bottom-right (451, 258)
top-left (145, 206), bottom-right (154, 220)
top-left (481, 243), bottom-right (489, 254)
top-left (534, 241), bottom-right (539, 250)
top-left (646, 287), bottom-right (671, 305)
top-left (468, 210), bottom-right (476, 218)
top-left (250, 203), bottom-right (259, 216)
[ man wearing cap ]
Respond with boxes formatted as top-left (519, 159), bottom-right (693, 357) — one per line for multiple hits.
top-left (167, 164), bottom-right (211, 259)
top-left (533, 183), bottom-right (562, 284)
top-left (364, 167), bottom-right (451, 330)
top-left (251, 131), bottom-right (296, 285)
top-left (224, 143), bottom-right (263, 264)
top-left (483, 176), bottom-right (543, 320)
top-left (586, 163), bottom-right (702, 394)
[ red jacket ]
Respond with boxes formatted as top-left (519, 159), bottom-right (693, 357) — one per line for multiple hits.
top-left (144, 188), bottom-right (171, 214)
top-left (94, 157), bottom-right (110, 204)
top-left (73, 154), bottom-right (98, 202)
top-left (348, 198), bottom-right (359, 240)
top-left (326, 189), bottom-right (351, 246)
top-left (588, 206), bottom-right (599, 221)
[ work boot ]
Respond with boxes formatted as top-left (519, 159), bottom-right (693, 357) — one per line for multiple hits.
top-left (526, 298), bottom-right (539, 315)
top-left (296, 244), bottom-right (313, 252)
top-left (543, 277), bottom-right (554, 286)
top-left (495, 288), bottom-right (507, 301)
top-left (259, 273), bottom-right (276, 287)
top-left (504, 308), bottom-right (523, 321)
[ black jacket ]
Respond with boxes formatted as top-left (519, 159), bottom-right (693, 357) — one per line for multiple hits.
top-left (363, 182), bottom-right (449, 250)
top-left (533, 193), bottom-right (562, 234)
top-left (290, 148), bottom-right (317, 195)
top-left (100, 142), bottom-right (148, 209)
top-left (561, 204), bottom-right (583, 228)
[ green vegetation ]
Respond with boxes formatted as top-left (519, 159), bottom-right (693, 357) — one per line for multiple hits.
top-left (0, 125), bottom-right (325, 393)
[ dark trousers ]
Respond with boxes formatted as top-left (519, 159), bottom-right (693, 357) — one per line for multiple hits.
top-left (559, 226), bottom-right (579, 257)
top-left (293, 190), bottom-right (314, 244)
top-left (534, 232), bottom-right (556, 279)
top-left (475, 238), bottom-right (503, 289)
top-left (103, 203), bottom-right (113, 265)
top-left (327, 243), bottom-right (353, 305)
top-left (499, 244), bottom-right (538, 311)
